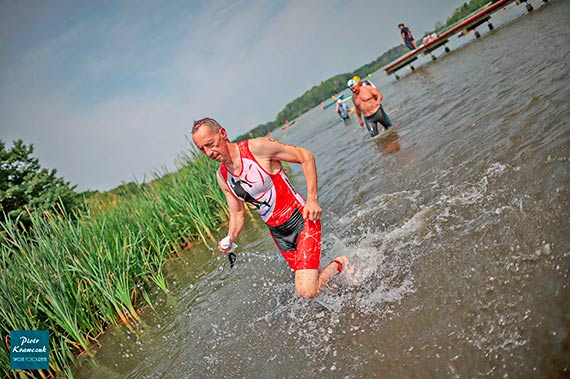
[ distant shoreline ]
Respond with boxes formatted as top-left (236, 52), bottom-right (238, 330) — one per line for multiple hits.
top-left (235, 0), bottom-right (503, 142)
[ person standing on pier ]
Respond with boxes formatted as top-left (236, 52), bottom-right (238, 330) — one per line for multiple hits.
top-left (399, 23), bottom-right (417, 50)
top-left (192, 117), bottom-right (348, 299)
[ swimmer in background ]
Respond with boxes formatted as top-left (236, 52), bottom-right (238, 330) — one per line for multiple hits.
top-left (422, 33), bottom-right (438, 45)
top-left (335, 99), bottom-right (350, 121)
top-left (348, 79), bottom-right (392, 137)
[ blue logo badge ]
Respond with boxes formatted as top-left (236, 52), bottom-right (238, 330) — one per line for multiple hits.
top-left (10, 330), bottom-right (50, 370)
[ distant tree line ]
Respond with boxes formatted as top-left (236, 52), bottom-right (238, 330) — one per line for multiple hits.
top-left (445, 0), bottom-right (501, 28)
top-left (431, 0), bottom-right (501, 35)
top-left (235, 45), bottom-right (408, 141)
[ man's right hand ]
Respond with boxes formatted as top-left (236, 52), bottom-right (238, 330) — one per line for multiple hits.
top-left (218, 236), bottom-right (236, 255)
top-left (358, 118), bottom-right (364, 127)
top-left (218, 240), bottom-right (230, 254)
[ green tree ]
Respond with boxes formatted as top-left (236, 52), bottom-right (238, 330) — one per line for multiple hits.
top-left (444, 0), bottom-right (497, 30)
top-left (0, 139), bottom-right (79, 228)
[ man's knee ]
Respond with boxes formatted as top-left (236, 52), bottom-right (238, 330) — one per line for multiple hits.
top-left (295, 287), bottom-right (319, 299)
top-left (295, 269), bottom-right (319, 299)
top-left (295, 284), bottom-right (319, 299)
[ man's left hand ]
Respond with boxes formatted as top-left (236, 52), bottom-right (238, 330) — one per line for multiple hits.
top-left (303, 199), bottom-right (322, 222)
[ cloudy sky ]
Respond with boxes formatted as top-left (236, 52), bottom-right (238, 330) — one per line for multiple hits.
top-left (0, 0), bottom-right (465, 191)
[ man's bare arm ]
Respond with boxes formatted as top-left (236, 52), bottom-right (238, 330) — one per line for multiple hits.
top-left (355, 104), bottom-right (362, 119)
top-left (353, 96), bottom-right (364, 126)
top-left (217, 171), bottom-right (245, 250)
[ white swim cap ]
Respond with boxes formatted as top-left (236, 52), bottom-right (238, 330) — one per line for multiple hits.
top-left (347, 79), bottom-right (357, 89)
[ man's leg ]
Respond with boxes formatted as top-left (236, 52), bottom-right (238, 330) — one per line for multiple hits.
top-left (378, 106), bottom-right (392, 130)
top-left (291, 218), bottom-right (349, 298)
top-left (364, 117), bottom-right (379, 137)
top-left (295, 256), bottom-right (348, 299)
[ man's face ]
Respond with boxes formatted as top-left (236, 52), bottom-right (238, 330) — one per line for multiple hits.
top-left (192, 127), bottom-right (228, 162)
top-left (350, 83), bottom-right (361, 94)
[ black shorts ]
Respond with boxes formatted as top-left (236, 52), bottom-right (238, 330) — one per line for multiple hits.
top-left (363, 105), bottom-right (392, 137)
top-left (266, 208), bottom-right (322, 271)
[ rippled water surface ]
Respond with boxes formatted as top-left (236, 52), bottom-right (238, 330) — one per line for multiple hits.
top-left (73, 1), bottom-right (569, 378)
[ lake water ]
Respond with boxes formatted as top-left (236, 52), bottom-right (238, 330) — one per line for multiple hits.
top-left (72, 1), bottom-right (569, 378)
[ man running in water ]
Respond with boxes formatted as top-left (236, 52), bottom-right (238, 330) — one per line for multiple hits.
top-left (192, 117), bottom-right (348, 298)
top-left (348, 79), bottom-right (392, 137)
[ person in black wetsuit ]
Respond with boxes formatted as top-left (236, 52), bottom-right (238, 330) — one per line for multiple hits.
top-left (348, 79), bottom-right (392, 137)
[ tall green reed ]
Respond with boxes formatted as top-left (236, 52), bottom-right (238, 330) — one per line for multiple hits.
top-left (0, 149), bottom-right (226, 378)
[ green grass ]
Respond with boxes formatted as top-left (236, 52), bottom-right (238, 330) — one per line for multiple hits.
top-left (0, 149), bottom-right (227, 378)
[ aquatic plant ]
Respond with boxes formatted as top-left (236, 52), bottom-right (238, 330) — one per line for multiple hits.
top-left (0, 149), bottom-right (226, 378)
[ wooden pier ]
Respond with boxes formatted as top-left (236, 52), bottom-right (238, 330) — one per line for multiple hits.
top-left (383, 0), bottom-right (540, 79)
